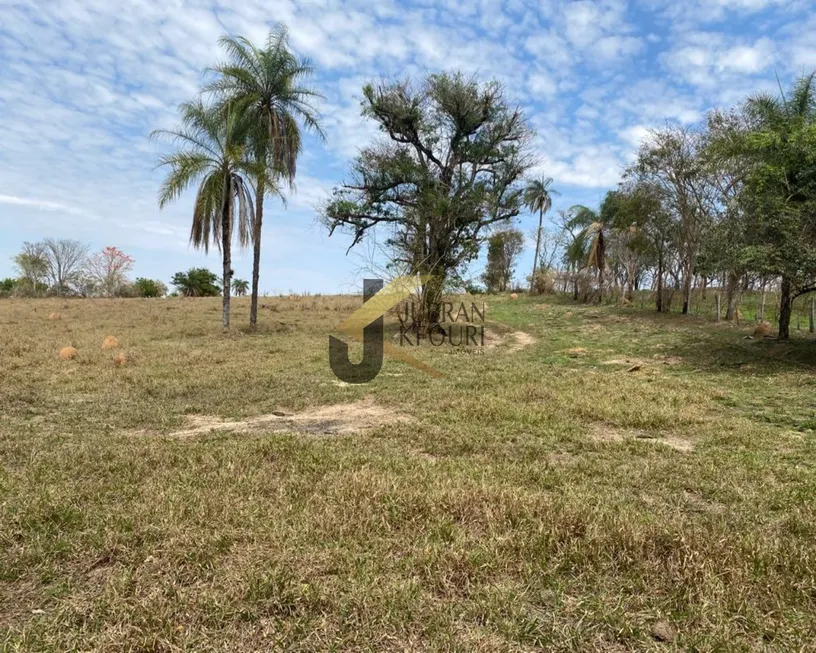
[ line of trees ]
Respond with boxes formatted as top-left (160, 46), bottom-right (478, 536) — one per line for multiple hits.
top-left (521, 73), bottom-right (816, 341)
top-left (3, 239), bottom-right (166, 298)
top-left (2, 240), bottom-right (252, 301)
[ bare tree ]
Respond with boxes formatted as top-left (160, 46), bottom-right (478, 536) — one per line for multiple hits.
top-left (41, 239), bottom-right (89, 295)
top-left (633, 125), bottom-right (713, 314)
top-left (530, 227), bottom-right (561, 273)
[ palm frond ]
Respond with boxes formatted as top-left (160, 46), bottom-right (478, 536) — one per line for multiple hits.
top-left (232, 174), bottom-right (255, 248)
top-left (191, 171), bottom-right (225, 253)
top-left (791, 71), bottom-right (816, 120)
top-left (205, 25), bottom-right (325, 186)
top-left (156, 153), bottom-right (213, 208)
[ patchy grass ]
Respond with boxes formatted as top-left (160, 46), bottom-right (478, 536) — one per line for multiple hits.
top-left (1, 294), bottom-right (815, 651)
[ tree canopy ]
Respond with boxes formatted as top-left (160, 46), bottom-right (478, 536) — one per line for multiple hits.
top-left (323, 71), bottom-right (534, 326)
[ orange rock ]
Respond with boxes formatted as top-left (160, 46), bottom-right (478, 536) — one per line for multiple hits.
top-left (58, 346), bottom-right (77, 360)
top-left (48, 312), bottom-right (61, 320)
top-left (102, 335), bottom-right (119, 350)
top-left (113, 352), bottom-right (127, 367)
top-left (510, 293), bottom-right (518, 300)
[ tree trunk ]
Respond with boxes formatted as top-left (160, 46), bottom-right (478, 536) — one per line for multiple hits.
top-left (249, 176), bottom-right (264, 329)
top-left (222, 174), bottom-right (233, 330)
top-left (597, 267), bottom-right (604, 304)
top-left (625, 262), bottom-right (635, 302)
top-left (681, 262), bottom-right (692, 315)
top-left (778, 276), bottom-right (792, 341)
top-left (656, 251), bottom-right (664, 313)
top-left (572, 265), bottom-right (579, 301)
top-left (421, 272), bottom-right (445, 330)
top-left (530, 208), bottom-right (543, 292)
top-left (724, 271), bottom-right (741, 321)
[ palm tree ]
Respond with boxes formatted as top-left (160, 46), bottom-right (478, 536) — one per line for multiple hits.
top-left (153, 100), bottom-right (263, 329)
top-left (565, 205), bottom-right (607, 302)
top-left (743, 72), bottom-right (816, 340)
top-left (524, 177), bottom-right (559, 292)
top-left (206, 26), bottom-right (324, 329)
top-left (232, 278), bottom-right (249, 296)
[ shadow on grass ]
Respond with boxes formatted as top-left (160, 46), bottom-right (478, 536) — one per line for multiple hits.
top-left (569, 299), bottom-right (816, 376)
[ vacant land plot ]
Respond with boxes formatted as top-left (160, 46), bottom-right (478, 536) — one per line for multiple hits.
top-left (1, 295), bottom-right (815, 651)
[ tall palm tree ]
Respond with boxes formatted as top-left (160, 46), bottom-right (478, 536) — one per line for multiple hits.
top-left (232, 278), bottom-right (249, 296)
top-left (206, 26), bottom-right (324, 329)
top-left (524, 177), bottom-right (559, 292)
top-left (153, 100), bottom-right (262, 329)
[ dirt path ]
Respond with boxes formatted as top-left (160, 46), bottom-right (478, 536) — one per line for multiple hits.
top-left (507, 330), bottom-right (537, 353)
top-left (158, 399), bottom-right (412, 438)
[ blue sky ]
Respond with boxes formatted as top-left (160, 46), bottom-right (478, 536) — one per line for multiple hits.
top-left (1, 0), bottom-right (813, 293)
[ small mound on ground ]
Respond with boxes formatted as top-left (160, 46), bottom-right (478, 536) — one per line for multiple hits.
top-left (163, 398), bottom-right (412, 438)
top-left (113, 352), bottom-right (128, 367)
top-left (58, 346), bottom-right (77, 360)
top-left (48, 312), bottom-right (61, 321)
top-left (753, 321), bottom-right (774, 338)
top-left (102, 335), bottom-right (119, 350)
top-left (510, 293), bottom-right (518, 300)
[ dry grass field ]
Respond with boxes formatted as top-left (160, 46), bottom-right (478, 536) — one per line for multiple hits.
top-left (1, 294), bottom-right (815, 651)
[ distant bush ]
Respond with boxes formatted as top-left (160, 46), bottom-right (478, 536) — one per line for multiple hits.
top-left (114, 283), bottom-right (139, 298)
top-left (133, 278), bottom-right (168, 298)
top-left (0, 278), bottom-right (17, 297)
top-left (464, 281), bottom-right (485, 295)
top-left (171, 268), bottom-right (220, 297)
top-left (9, 280), bottom-right (49, 297)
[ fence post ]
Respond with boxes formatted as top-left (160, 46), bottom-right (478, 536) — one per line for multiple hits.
top-left (715, 293), bottom-right (721, 321)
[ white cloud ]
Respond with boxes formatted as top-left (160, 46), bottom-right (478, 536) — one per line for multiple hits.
top-left (527, 71), bottom-right (559, 97)
top-left (0, 195), bottom-right (97, 219)
top-left (642, 0), bottom-right (793, 25)
top-left (0, 0), bottom-right (814, 290)
top-left (619, 124), bottom-right (653, 149)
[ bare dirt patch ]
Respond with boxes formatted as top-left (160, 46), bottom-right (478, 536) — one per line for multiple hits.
top-left (507, 330), bottom-right (537, 353)
top-left (162, 398), bottom-right (412, 438)
top-left (481, 328), bottom-right (536, 353)
top-left (589, 424), bottom-right (694, 452)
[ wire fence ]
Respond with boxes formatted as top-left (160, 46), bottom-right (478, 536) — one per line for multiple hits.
top-left (631, 289), bottom-right (816, 332)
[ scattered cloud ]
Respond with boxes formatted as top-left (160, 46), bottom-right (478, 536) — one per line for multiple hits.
top-left (664, 32), bottom-right (777, 88)
top-left (0, 0), bottom-right (814, 290)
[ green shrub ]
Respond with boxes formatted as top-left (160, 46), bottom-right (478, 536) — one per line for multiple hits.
top-left (133, 278), bottom-right (168, 298)
top-left (171, 269), bottom-right (220, 297)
